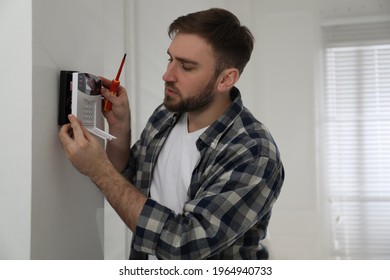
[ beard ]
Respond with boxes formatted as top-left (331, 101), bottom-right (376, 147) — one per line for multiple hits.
top-left (163, 77), bottom-right (217, 113)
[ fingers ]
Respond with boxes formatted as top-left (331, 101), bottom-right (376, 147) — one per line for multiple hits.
top-left (102, 86), bottom-right (129, 115)
top-left (58, 123), bottom-right (73, 147)
top-left (99, 76), bottom-right (130, 126)
top-left (58, 115), bottom-right (106, 177)
top-left (101, 87), bottom-right (120, 112)
top-left (80, 122), bottom-right (96, 142)
top-left (99, 76), bottom-right (112, 88)
top-left (68, 114), bottom-right (86, 140)
top-left (59, 115), bottom-right (89, 145)
top-left (100, 76), bottom-right (126, 96)
top-left (101, 86), bottom-right (116, 100)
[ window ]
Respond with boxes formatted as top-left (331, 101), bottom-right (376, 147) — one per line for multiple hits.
top-left (322, 20), bottom-right (390, 259)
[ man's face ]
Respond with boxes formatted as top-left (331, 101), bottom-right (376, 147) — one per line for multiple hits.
top-left (162, 33), bottom-right (218, 113)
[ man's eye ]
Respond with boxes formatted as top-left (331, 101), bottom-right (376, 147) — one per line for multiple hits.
top-left (182, 64), bottom-right (193, 71)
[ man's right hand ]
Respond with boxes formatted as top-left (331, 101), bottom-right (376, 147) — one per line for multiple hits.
top-left (100, 76), bottom-right (131, 171)
top-left (100, 76), bottom-right (131, 132)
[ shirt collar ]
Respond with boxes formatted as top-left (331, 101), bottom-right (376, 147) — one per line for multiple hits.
top-left (197, 87), bottom-right (243, 150)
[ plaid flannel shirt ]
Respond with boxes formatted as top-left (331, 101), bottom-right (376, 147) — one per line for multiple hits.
top-left (123, 87), bottom-right (284, 259)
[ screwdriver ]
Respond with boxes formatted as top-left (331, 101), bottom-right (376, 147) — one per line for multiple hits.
top-left (103, 53), bottom-right (127, 111)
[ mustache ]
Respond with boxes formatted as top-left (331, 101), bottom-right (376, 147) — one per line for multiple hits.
top-left (165, 82), bottom-right (180, 94)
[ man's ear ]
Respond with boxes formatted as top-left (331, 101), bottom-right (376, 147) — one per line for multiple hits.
top-left (216, 68), bottom-right (240, 92)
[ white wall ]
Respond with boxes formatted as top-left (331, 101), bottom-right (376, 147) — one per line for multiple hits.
top-left (250, 1), bottom-right (325, 259)
top-left (0, 0), bottom-right (127, 260)
top-left (0, 0), bottom-right (32, 259)
top-left (31, 0), bottom-right (129, 260)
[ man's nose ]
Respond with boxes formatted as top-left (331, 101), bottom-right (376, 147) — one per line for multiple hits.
top-left (162, 62), bottom-right (177, 83)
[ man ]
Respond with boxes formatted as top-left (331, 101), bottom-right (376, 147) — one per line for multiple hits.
top-left (59, 8), bottom-right (284, 260)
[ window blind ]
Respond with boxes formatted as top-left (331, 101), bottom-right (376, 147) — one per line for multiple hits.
top-left (322, 20), bottom-right (390, 259)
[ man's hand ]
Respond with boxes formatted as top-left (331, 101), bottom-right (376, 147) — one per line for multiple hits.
top-left (59, 114), bottom-right (147, 232)
top-left (100, 76), bottom-right (132, 172)
top-left (59, 114), bottom-right (109, 179)
top-left (100, 76), bottom-right (131, 134)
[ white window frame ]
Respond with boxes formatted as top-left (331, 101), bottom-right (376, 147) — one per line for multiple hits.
top-left (321, 18), bottom-right (390, 260)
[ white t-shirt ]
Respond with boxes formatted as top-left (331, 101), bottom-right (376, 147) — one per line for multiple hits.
top-left (150, 113), bottom-right (206, 214)
top-left (148, 113), bottom-right (207, 259)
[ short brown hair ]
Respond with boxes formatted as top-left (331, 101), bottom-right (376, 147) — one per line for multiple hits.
top-left (168, 8), bottom-right (254, 75)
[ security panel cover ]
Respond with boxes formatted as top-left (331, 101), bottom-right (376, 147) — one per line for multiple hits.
top-left (58, 71), bottom-right (116, 140)
top-left (71, 72), bottom-right (116, 140)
